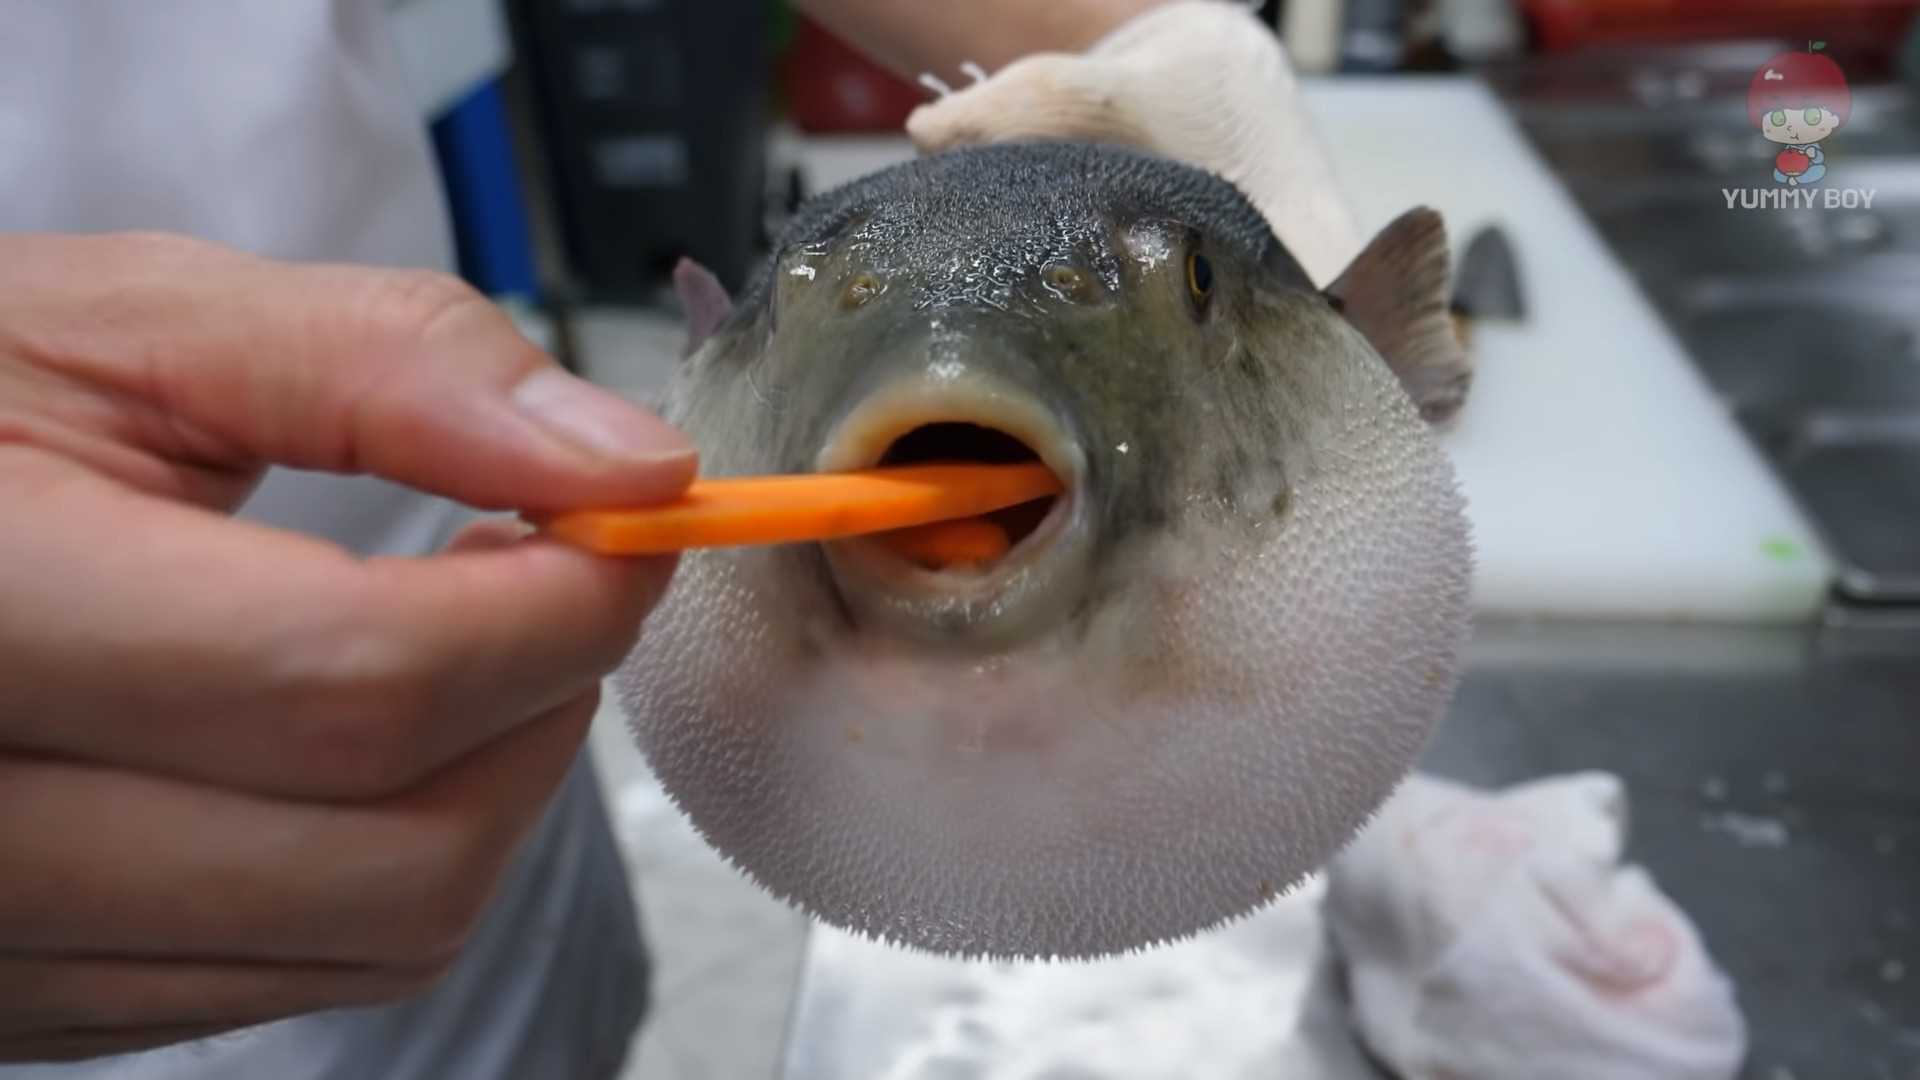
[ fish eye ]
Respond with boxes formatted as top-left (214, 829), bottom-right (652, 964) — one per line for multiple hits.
top-left (1770, 108), bottom-right (1786, 126)
top-left (1186, 251), bottom-right (1213, 312)
top-left (1804, 106), bottom-right (1823, 125)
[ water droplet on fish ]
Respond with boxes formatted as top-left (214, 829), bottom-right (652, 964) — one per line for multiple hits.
top-left (1125, 223), bottom-right (1174, 270)
top-left (1116, 442), bottom-right (1130, 454)
top-left (789, 264), bottom-right (817, 280)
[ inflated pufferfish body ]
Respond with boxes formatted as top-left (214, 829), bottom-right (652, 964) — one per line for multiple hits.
top-left (617, 140), bottom-right (1474, 960)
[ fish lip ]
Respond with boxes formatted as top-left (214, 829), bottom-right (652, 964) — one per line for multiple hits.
top-left (813, 375), bottom-right (1085, 492)
top-left (812, 372), bottom-right (1091, 631)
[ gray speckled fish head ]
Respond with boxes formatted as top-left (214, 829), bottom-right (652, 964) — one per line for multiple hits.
top-left (617, 140), bottom-right (1474, 960)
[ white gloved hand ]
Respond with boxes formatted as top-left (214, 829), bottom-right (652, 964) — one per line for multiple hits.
top-left (906, 0), bottom-right (1363, 287)
top-left (1322, 772), bottom-right (1750, 1080)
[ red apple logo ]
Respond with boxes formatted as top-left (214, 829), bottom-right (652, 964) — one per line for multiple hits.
top-left (1777, 148), bottom-right (1811, 176)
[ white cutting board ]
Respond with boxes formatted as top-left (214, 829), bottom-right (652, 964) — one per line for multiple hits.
top-left (1305, 78), bottom-right (1832, 622)
top-left (793, 77), bottom-right (1834, 623)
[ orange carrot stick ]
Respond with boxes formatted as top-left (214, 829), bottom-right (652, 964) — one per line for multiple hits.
top-left (529, 462), bottom-right (1061, 556)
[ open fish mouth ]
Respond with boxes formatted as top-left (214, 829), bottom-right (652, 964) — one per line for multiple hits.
top-left (813, 375), bottom-right (1091, 633)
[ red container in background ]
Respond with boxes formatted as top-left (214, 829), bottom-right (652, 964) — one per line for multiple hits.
top-left (1523, 0), bottom-right (1919, 54)
top-left (786, 18), bottom-right (929, 134)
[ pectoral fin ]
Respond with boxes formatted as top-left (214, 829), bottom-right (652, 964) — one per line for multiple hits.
top-left (674, 257), bottom-right (734, 359)
top-left (1325, 208), bottom-right (1473, 427)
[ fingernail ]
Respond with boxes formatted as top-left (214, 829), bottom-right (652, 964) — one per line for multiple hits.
top-left (512, 369), bottom-right (694, 461)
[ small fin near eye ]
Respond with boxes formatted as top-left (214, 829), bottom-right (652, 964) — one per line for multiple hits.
top-left (673, 256), bottom-right (734, 359)
top-left (1324, 207), bottom-right (1473, 428)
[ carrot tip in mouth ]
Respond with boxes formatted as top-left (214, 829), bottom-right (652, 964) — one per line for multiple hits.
top-left (875, 515), bottom-right (1013, 570)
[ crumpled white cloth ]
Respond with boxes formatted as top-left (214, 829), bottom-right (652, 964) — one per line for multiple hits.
top-left (1322, 772), bottom-right (1748, 1080)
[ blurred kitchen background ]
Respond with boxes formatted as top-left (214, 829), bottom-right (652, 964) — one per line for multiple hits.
top-left (390, 1), bottom-right (1920, 1077)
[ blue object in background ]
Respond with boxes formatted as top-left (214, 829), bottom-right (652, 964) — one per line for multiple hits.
top-left (431, 77), bottom-right (540, 300)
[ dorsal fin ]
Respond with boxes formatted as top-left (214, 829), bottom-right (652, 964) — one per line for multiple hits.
top-left (1325, 208), bottom-right (1473, 427)
top-left (673, 257), bottom-right (734, 359)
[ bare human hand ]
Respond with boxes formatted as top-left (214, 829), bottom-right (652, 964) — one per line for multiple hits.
top-left (0, 232), bottom-right (696, 1062)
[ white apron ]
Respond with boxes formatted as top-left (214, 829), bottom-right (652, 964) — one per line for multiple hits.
top-left (0, 3), bottom-right (647, 1077)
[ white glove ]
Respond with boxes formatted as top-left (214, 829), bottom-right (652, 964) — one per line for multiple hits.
top-left (906, 0), bottom-right (1363, 287)
top-left (1322, 772), bottom-right (1750, 1080)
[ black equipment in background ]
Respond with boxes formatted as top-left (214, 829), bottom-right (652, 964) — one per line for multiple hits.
top-left (510, 0), bottom-right (769, 301)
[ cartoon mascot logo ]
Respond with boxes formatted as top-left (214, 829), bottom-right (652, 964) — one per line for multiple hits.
top-left (1749, 44), bottom-right (1852, 188)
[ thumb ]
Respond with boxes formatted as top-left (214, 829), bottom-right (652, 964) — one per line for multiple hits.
top-left (1, 232), bottom-right (696, 514)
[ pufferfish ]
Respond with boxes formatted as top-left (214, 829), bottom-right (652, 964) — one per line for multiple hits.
top-left (616, 139), bottom-right (1474, 961)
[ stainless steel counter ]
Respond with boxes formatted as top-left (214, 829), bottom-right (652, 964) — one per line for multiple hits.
top-left (777, 620), bottom-right (1920, 1080)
